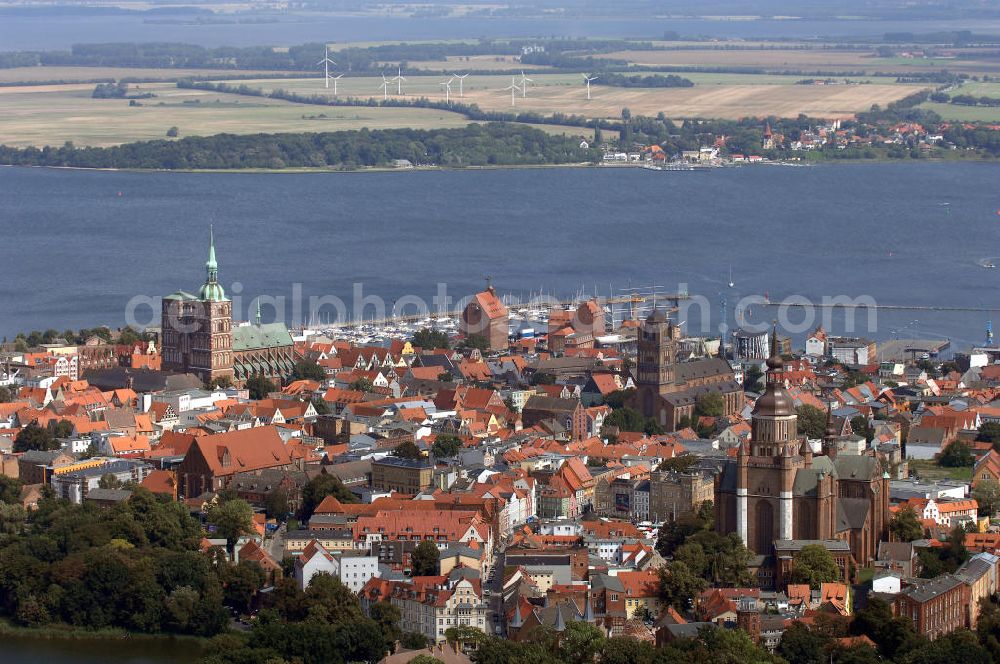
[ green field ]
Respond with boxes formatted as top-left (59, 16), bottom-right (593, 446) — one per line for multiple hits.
top-left (908, 459), bottom-right (974, 483)
top-left (948, 81), bottom-right (1000, 98)
top-left (918, 102), bottom-right (1000, 123)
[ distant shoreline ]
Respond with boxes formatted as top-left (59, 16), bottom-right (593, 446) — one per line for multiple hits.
top-left (3, 157), bottom-right (998, 175)
top-left (0, 618), bottom-right (208, 647)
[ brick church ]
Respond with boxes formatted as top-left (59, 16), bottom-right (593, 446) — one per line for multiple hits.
top-left (627, 308), bottom-right (743, 430)
top-left (161, 229), bottom-right (295, 387)
top-left (714, 331), bottom-right (890, 570)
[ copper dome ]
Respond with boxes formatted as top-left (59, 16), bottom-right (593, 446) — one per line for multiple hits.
top-left (753, 384), bottom-right (795, 417)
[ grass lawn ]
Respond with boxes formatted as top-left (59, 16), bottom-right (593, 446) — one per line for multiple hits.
top-left (907, 459), bottom-right (973, 483)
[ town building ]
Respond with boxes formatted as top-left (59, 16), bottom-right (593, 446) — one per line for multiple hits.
top-left (649, 470), bottom-right (714, 523)
top-left (459, 283), bottom-right (509, 352)
top-left (893, 573), bottom-right (969, 639)
top-left (628, 309), bottom-right (742, 431)
top-left (174, 425), bottom-right (294, 498)
top-left (51, 458), bottom-right (152, 503)
top-left (161, 229), bottom-right (295, 387)
top-left (371, 456), bottom-right (434, 494)
top-left (715, 332), bottom-right (890, 568)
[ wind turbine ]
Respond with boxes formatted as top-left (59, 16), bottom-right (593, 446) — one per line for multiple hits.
top-left (503, 76), bottom-right (522, 107)
top-left (451, 72), bottom-right (469, 98)
top-left (391, 66), bottom-right (406, 95)
top-left (583, 74), bottom-right (598, 100)
top-left (519, 70), bottom-right (534, 98)
top-left (317, 46), bottom-right (336, 89)
top-left (331, 73), bottom-right (344, 95)
top-left (440, 77), bottom-right (454, 103)
top-left (378, 74), bottom-right (390, 101)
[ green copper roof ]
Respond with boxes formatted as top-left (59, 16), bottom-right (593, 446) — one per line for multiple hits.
top-left (232, 323), bottom-right (294, 351)
top-left (207, 225), bottom-right (218, 270)
top-left (198, 282), bottom-right (227, 302)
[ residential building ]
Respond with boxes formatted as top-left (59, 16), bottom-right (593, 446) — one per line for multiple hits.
top-left (893, 574), bottom-right (969, 639)
top-left (649, 470), bottom-right (713, 523)
top-left (371, 456), bottom-right (434, 494)
top-left (51, 458), bottom-right (152, 503)
top-left (174, 426), bottom-right (294, 498)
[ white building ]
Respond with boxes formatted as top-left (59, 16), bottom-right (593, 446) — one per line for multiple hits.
top-left (294, 540), bottom-right (379, 592)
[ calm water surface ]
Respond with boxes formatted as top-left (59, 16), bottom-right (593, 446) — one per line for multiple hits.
top-left (2, 14), bottom-right (1000, 50)
top-left (3, 162), bottom-right (1000, 349)
top-left (2, 633), bottom-right (201, 664)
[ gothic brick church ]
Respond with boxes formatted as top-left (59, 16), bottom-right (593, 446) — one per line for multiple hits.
top-left (714, 332), bottom-right (890, 569)
top-left (628, 308), bottom-right (743, 430)
top-left (161, 229), bottom-right (295, 387)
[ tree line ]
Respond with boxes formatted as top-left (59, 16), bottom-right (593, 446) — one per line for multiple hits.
top-left (0, 124), bottom-right (600, 170)
top-left (179, 79), bottom-right (614, 132)
top-left (930, 92), bottom-right (1000, 107)
top-left (0, 39), bottom-right (650, 73)
top-left (593, 73), bottom-right (694, 88)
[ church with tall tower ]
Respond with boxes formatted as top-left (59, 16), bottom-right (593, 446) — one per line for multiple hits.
top-left (161, 229), bottom-right (295, 387)
top-left (714, 328), bottom-right (890, 572)
top-left (627, 308), bottom-right (742, 431)
top-left (161, 227), bottom-right (234, 386)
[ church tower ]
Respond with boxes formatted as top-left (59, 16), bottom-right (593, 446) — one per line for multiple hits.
top-left (736, 325), bottom-right (804, 553)
top-left (750, 328), bottom-right (797, 456)
top-left (161, 227), bottom-right (234, 385)
top-left (634, 308), bottom-right (680, 419)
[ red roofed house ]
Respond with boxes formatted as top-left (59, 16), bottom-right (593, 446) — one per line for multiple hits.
top-left (974, 449), bottom-right (1000, 489)
top-left (175, 425), bottom-right (294, 498)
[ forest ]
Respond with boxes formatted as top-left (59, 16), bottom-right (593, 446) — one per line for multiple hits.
top-left (0, 124), bottom-right (599, 170)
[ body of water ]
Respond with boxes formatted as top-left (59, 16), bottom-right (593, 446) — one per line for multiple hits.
top-left (1, 13), bottom-right (999, 51)
top-left (3, 162), bottom-right (1000, 351)
top-left (2, 633), bottom-right (201, 664)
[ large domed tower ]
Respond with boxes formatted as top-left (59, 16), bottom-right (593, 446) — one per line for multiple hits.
top-left (735, 325), bottom-right (806, 553)
top-left (751, 331), bottom-right (797, 456)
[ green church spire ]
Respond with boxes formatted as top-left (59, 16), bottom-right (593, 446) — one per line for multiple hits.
top-left (198, 225), bottom-right (227, 302)
top-left (207, 224), bottom-right (218, 271)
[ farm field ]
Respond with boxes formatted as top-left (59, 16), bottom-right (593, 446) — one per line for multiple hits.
top-left (0, 66), bottom-right (297, 85)
top-left (0, 82), bottom-right (472, 148)
top-left (238, 74), bottom-right (926, 121)
top-left (0, 80), bottom-right (608, 148)
top-left (949, 81), bottom-right (1000, 97)
top-left (917, 102), bottom-right (1000, 123)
